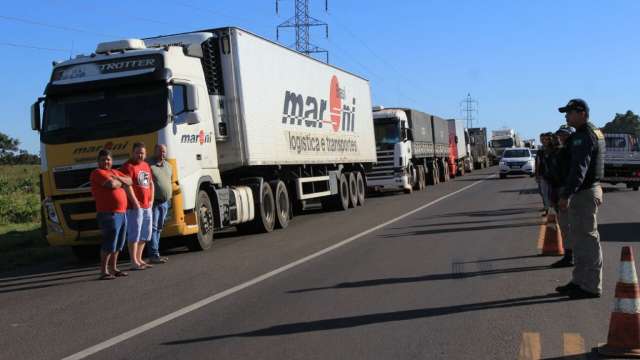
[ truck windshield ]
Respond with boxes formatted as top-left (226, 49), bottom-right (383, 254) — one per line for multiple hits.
top-left (374, 118), bottom-right (400, 146)
top-left (503, 149), bottom-right (530, 158)
top-left (491, 138), bottom-right (514, 148)
top-left (41, 84), bottom-right (167, 144)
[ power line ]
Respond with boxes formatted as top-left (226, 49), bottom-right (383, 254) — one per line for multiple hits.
top-left (327, 14), bottom-right (433, 105)
top-left (0, 14), bottom-right (123, 38)
top-left (0, 41), bottom-right (69, 52)
top-left (326, 38), bottom-right (422, 108)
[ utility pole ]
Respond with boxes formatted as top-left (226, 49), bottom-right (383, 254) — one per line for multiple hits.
top-left (276, 0), bottom-right (329, 63)
top-left (460, 93), bottom-right (479, 128)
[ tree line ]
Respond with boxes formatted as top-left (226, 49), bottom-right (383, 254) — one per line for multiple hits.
top-left (602, 110), bottom-right (640, 136)
top-left (0, 132), bottom-right (39, 165)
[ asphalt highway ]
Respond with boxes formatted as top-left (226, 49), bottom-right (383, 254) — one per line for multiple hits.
top-left (1, 167), bottom-right (638, 360)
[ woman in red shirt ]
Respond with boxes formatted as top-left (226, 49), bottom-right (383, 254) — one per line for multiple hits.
top-left (90, 149), bottom-right (133, 280)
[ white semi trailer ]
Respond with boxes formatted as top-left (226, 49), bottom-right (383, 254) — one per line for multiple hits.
top-left (32, 27), bottom-right (376, 254)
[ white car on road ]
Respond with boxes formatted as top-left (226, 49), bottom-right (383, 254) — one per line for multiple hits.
top-left (499, 148), bottom-right (535, 178)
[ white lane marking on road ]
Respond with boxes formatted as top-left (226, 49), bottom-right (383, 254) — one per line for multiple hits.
top-left (62, 176), bottom-right (492, 360)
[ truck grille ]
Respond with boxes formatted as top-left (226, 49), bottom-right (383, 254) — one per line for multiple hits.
top-left (366, 150), bottom-right (395, 179)
top-left (60, 201), bottom-right (98, 231)
top-left (508, 161), bottom-right (526, 167)
top-left (54, 168), bottom-right (94, 190)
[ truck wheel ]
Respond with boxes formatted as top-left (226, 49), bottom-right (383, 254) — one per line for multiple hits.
top-left (187, 189), bottom-right (215, 251)
top-left (252, 181), bottom-right (276, 233)
top-left (433, 163), bottom-right (440, 184)
top-left (324, 173), bottom-right (349, 211)
top-left (414, 165), bottom-right (426, 191)
top-left (355, 172), bottom-right (366, 206)
top-left (348, 172), bottom-right (358, 208)
top-left (499, 174), bottom-right (506, 179)
top-left (271, 180), bottom-right (290, 229)
top-left (634, 185), bottom-right (639, 191)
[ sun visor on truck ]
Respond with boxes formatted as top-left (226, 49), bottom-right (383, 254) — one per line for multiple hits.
top-left (45, 54), bottom-right (168, 94)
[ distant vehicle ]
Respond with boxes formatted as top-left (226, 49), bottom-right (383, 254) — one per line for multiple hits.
top-left (367, 107), bottom-right (450, 193)
top-left (468, 127), bottom-right (491, 169)
top-left (447, 119), bottom-right (473, 176)
top-left (602, 133), bottom-right (640, 191)
top-left (490, 128), bottom-right (523, 164)
top-left (523, 139), bottom-right (537, 149)
top-left (499, 147), bottom-right (535, 179)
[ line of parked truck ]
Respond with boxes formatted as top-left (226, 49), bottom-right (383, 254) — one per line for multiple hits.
top-left (29, 26), bottom-right (511, 257)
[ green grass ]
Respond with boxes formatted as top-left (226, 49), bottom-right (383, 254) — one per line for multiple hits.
top-left (0, 166), bottom-right (70, 272)
top-left (0, 165), bottom-right (41, 224)
top-left (0, 223), bottom-right (71, 272)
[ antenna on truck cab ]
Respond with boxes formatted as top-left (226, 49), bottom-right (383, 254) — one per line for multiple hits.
top-left (276, 0), bottom-right (329, 63)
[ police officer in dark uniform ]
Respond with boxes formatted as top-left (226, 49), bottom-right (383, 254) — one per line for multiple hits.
top-left (548, 125), bottom-right (574, 268)
top-left (554, 99), bottom-right (605, 299)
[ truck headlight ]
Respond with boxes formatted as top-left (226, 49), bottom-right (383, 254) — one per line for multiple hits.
top-left (499, 161), bottom-right (506, 166)
top-left (43, 198), bottom-right (60, 224)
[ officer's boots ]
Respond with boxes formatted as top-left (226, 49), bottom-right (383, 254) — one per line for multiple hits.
top-left (550, 249), bottom-right (574, 268)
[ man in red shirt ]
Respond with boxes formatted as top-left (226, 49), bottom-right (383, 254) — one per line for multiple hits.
top-left (90, 149), bottom-right (132, 280)
top-left (121, 142), bottom-right (154, 270)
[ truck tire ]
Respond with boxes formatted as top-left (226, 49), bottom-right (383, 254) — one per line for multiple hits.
top-left (324, 173), bottom-right (349, 211)
top-left (634, 185), bottom-right (639, 191)
top-left (252, 181), bottom-right (276, 233)
top-left (433, 162), bottom-right (440, 184)
top-left (187, 189), bottom-right (215, 251)
top-left (355, 171), bottom-right (365, 206)
top-left (499, 173), bottom-right (506, 179)
top-left (414, 165), bottom-right (426, 191)
top-left (271, 180), bottom-right (290, 229)
top-left (348, 172), bottom-right (358, 208)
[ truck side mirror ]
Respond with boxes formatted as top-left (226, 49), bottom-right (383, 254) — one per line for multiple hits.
top-left (455, 135), bottom-right (459, 144)
top-left (185, 84), bottom-right (199, 112)
top-left (31, 97), bottom-right (45, 131)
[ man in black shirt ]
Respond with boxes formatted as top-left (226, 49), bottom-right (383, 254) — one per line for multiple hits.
top-left (554, 99), bottom-right (605, 299)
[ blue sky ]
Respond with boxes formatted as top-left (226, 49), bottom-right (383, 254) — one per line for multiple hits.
top-left (2, 0), bottom-right (639, 153)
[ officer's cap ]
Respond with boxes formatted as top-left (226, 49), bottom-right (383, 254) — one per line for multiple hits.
top-left (558, 99), bottom-right (589, 114)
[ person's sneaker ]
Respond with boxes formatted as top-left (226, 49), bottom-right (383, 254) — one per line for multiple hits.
top-left (550, 256), bottom-right (574, 268)
top-left (567, 287), bottom-right (601, 299)
top-left (555, 282), bottom-right (580, 294)
top-left (150, 256), bottom-right (168, 264)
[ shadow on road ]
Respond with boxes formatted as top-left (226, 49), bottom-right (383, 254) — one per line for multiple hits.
top-left (390, 216), bottom-right (540, 230)
top-left (287, 264), bottom-right (550, 294)
top-left (379, 221), bottom-right (541, 238)
top-left (541, 349), bottom-right (600, 359)
top-left (599, 222), bottom-right (640, 242)
top-left (162, 293), bottom-right (567, 344)
top-left (500, 188), bottom-right (540, 194)
top-left (436, 207), bottom-right (540, 218)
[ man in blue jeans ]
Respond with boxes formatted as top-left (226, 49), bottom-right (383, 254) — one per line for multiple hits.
top-left (90, 149), bottom-right (133, 279)
top-left (149, 144), bottom-right (174, 264)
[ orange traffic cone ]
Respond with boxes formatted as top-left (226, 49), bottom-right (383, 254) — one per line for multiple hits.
top-left (541, 208), bottom-right (564, 256)
top-left (598, 246), bottom-right (640, 358)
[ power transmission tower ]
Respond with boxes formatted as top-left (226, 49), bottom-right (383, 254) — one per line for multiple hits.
top-left (460, 93), bottom-right (479, 128)
top-left (276, 0), bottom-right (329, 63)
